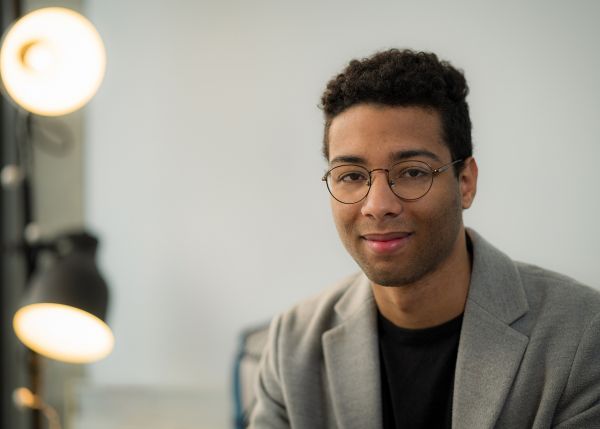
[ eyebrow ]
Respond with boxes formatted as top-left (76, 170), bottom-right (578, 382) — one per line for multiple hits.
top-left (329, 149), bottom-right (442, 166)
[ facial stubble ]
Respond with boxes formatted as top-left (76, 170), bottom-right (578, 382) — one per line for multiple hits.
top-left (340, 189), bottom-right (464, 288)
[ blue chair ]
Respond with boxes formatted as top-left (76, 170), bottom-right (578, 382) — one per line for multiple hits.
top-left (232, 323), bottom-right (270, 429)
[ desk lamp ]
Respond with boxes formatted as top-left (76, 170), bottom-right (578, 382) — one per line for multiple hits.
top-left (13, 231), bottom-right (114, 364)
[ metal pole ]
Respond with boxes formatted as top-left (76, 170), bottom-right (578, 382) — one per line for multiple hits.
top-left (1, 1), bottom-right (38, 427)
top-left (17, 110), bottom-right (43, 429)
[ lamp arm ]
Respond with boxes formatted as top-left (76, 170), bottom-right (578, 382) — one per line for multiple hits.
top-left (41, 403), bottom-right (62, 429)
top-left (13, 387), bottom-right (63, 429)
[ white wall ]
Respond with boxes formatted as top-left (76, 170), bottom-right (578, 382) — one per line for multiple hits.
top-left (84, 0), bottom-right (600, 393)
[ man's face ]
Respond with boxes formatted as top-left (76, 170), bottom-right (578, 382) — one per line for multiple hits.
top-left (327, 104), bottom-right (475, 287)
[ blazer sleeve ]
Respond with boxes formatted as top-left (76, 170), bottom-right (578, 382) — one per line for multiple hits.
top-left (248, 313), bottom-right (291, 429)
top-left (552, 312), bottom-right (600, 428)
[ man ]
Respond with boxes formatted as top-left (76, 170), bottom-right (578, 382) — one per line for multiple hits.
top-left (249, 49), bottom-right (600, 428)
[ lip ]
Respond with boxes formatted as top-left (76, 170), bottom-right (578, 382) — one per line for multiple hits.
top-left (361, 232), bottom-right (413, 254)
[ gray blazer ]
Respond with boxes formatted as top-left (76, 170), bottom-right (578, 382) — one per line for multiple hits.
top-left (249, 230), bottom-right (600, 428)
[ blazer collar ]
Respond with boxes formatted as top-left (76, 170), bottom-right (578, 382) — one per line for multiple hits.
top-left (452, 229), bottom-right (530, 428)
top-left (323, 274), bottom-right (382, 428)
top-left (333, 273), bottom-right (373, 321)
top-left (465, 228), bottom-right (529, 324)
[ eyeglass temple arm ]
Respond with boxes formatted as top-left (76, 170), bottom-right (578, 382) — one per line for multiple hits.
top-left (434, 158), bottom-right (464, 174)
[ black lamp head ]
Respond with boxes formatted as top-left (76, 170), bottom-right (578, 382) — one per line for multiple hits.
top-left (13, 231), bottom-right (114, 363)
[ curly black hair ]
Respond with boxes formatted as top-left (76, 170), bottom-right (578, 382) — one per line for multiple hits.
top-left (320, 49), bottom-right (472, 170)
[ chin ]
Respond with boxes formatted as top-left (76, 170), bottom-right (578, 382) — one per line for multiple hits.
top-left (360, 263), bottom-right (422, 287)
top-left (366, 273), bottom-right (420, 287)
top-left (357, 250), bottom-right (445, 287)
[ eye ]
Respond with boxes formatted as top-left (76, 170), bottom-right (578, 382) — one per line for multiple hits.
top-left (401, 167), bottom-right (427, 179)
top-left (338, 171), bottom-right (369, 183)
top-left (399, 167), bottom-right (429, 179)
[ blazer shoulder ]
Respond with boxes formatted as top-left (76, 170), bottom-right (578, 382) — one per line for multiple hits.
top-left (515, 261), bottom-right (600, 324)
top-left (273, 273), bottom-right (368, 348)
top-left (279, 273), bottom-right (361, 325)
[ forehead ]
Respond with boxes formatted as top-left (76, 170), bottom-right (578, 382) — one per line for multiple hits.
top-left (327, 104), bottom-right (450, 165)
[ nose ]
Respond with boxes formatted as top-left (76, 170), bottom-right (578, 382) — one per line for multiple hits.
top-left (360, 170), bottom-right (404, 219)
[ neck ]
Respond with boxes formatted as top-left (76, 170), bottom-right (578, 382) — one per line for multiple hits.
top-left (371, 229), bottom-right (472, 329)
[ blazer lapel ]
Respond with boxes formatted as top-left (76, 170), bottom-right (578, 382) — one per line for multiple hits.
top-left (453, 230), bottom-right (530, 428)
top-left (453, 301), bottom-right (529, 428)
top-left (322, 275), bottom-right (382, 429)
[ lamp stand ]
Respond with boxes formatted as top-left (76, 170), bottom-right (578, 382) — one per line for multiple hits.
top-left (15, 106), bottom-right (43, 429)
top-left (27, 350), bottom-right (42, 429)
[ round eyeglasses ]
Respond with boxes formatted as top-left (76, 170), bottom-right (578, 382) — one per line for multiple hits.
top-left (322, 159), bottom-right (463, 204)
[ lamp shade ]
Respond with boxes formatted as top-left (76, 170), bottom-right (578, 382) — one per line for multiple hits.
top-left (13, 235), bottom-right (114, 363)
top-left (0, 7), bottom-right (106, 116)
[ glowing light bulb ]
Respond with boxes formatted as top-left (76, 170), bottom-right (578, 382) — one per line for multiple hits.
top-left (13, 387), bottom-right (37, 409)
top-left (0, 7), bottom-right (106, 116)
top-left (13, 303), bottom-right (114, 363)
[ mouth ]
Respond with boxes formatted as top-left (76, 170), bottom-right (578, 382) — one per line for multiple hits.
top-left (361, 232), bottom-right (413, 254)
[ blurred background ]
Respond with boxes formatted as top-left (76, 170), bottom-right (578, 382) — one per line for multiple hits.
top-left (2, 0), bottom-right (599, 428)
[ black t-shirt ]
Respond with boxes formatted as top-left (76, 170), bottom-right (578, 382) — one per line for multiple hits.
top-left (378, 312), bottom-right (463, 429)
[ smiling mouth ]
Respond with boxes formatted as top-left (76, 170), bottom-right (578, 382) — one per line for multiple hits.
top-left (361, 232), bottom-right (413, 253)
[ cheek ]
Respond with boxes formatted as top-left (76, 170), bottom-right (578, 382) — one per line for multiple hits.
top-left (414, 185), bottom-right (462, 228)
top-left (426, 187), bottom-right (463, 229)
top-left (330, 202), bottom-right (357, 237)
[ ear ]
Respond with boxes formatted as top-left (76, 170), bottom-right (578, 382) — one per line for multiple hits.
top-left (459, 157), bottom-right (478, 209)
